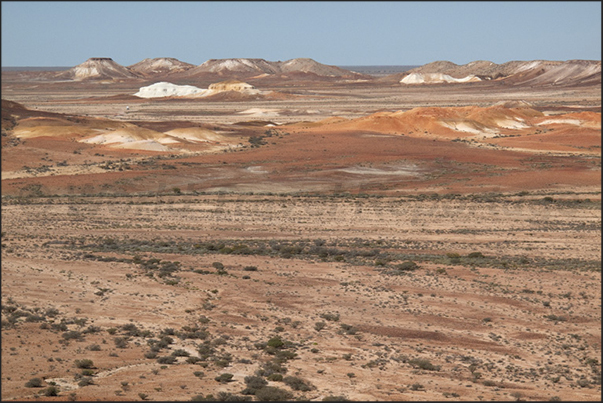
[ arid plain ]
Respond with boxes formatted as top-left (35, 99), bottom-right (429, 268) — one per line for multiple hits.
top-left (1, 58), bottom-right (601, 401)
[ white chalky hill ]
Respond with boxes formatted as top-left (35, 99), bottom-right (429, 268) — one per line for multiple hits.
top-left (134, 80), bottom-right (261, 99)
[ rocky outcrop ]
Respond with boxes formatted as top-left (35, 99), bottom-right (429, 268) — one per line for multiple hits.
top-left (401, 73), bottom-right (481, 84)
top-left (134, 80), bottom-right (259, 99)
top-left (207, 80), bottom-right (256, 91)
top-left (134, 82), bottom-right (207, 98)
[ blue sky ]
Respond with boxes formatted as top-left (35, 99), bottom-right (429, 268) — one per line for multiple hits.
top-left (1, 1), bottom-right (601, 67)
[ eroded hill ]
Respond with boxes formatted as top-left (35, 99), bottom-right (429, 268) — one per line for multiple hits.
top-left (1, 99), bottom-right (600, 197)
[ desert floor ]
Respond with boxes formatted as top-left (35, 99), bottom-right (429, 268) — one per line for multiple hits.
top-left (1, 73), bottom-right (601, 401)
top-left (1, 194), bottom-right (601, 401)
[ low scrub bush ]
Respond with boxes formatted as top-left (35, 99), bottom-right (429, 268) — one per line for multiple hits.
top-left (24, 378), bottom-right (44, 388)
top-left (156, 355), bottom-right (177, 364)
top-left (62, 330), bottom-right (83, 341)
top-left (408, 358), bottom-right (441, 371)
top-left (121, 323), bottom-right (142, 337)
top-left (77, 377), bottom-right (94, 387)
top-left (74, 359), bottom-right (94, 369)
top-left (197, 342), bottom-right (216, 359)
top-left (171, 349), bottom-right (190, 357)
top-left (339, 323), bottom-right (358, 335)
top-left (144, 351), bottom-right (158, 359)
top-left (266, 336), bottom-right (284, 349)
top-left (186, 356), bottom-right (202, 364)
top-left (320, 312), bottom-right (340, 322)
top-left (254, 386), bottom-right (293, 401)
top-left (397, 261), bottom-right (419, 271)
top-left (42, 386), bottom-right (59, 397)
top-left (241, 375), bottom-right (268, 395)
top-left (256, 360), bottom-right (287, 377)
top-left (114, 337), bottom-right (128, 349)
top-left (322, 396), bottom-right (349, 401)
top-left (215, 392), bottom-right (251, 401)
top-left (283, 375), bottom-right (314, 391)
top-left (214, 373), bottom-right (234, 383)
top-left (274, 349), bottom-right (297, 361)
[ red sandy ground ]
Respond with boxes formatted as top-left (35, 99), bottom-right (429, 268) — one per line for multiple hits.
top-left (1, 82), bottom-right (600, 401)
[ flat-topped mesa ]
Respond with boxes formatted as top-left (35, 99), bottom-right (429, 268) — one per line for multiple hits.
top-left (57, 57), bottom-right (140, 81)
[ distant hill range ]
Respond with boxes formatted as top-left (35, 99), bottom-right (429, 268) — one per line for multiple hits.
top-left (54, 57), bottom-right (369, 82)
top-left (183, 57), bottom-right (362, 77)
top-left (24, 57), bottom-right (603, 87)
top-left (386, 59), bottom-right (601, 87)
